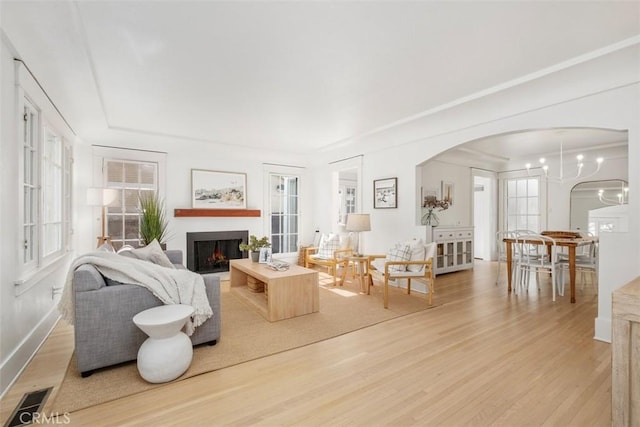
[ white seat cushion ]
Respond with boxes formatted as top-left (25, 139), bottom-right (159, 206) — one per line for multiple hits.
top-left (389, 270), bottom-right (427, 278)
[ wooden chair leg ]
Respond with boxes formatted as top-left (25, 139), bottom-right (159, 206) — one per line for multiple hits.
top-left (383, 277), bottom-right (389, 309)
top-left (428, 275), bottom-right (434, 306)
top-left (407, 278), bottom-right (412, 295)
top-left (331, 265), bottom-right (338, 286)
top-left (340, 262), bottom-right (348, 286)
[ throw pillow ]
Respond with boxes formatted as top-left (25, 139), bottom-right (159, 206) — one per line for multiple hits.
top-left (405, 238), bottom-right (426, 272)
top-left (385, 244), bottom-right (411, 272)
top-left (96, 242), bottom-right (115, 253)
top-left (116, 244), bottom-right (135, 254)
top-left (317, 234), bottom-right (341, 259)
top-left (127, 239), bottom-right (175, 269)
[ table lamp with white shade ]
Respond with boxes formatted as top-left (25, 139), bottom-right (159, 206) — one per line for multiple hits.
top-left (345, 213), bottom-right (371, 256)
top-left (87, 187), bottom-right (119, 247)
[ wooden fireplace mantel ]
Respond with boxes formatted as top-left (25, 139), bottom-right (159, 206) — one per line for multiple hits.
top-left (174, 208), bottom-right (261, 217)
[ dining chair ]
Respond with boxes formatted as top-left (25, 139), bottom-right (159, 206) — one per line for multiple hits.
top-left (495, 230), bottom-right (517, 286)
top-left (514, 232), bottom-right (562, 301)
top-left (514, 230), bottom-right (548, 264)
top-left (557, 239), bottom-right (598, 295)
top-left (552, 230), bottom-right (592, 263)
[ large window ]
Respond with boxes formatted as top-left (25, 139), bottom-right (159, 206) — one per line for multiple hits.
top-left (20, 96), bottom-right (73, 272)
top-left (505, 177), bottom-right (540, 232)
top-left (22, 98), bottom-right (38, 267)
top-left (104, 159), bottom-right (159, 250)
top-left (42, 125), bottom-right (64, 257)
top-left (269, 173), bottom-right (299, 255)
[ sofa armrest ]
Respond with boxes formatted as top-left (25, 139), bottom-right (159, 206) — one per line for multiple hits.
top-left (73, 264), bottom-right (106, 292)
top-left (164, 250), bottom-right (183, 265)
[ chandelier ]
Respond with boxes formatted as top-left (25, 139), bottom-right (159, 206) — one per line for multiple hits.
top-left (598, 186), bottom-right (629, 205)
top-left (525, 134), bottom-right (603, 184)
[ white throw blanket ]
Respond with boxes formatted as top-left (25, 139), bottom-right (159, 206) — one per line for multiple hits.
top-left (58, 252), bottom-right (213, 335)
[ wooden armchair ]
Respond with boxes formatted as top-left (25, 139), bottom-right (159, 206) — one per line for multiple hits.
top-left (304, 233), bottom-right (354, 286)
top-left (369, 242), bottom-right (436, 309)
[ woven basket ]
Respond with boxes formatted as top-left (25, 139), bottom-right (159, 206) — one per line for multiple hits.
top-left (247, 276), bottom-right (264, 293)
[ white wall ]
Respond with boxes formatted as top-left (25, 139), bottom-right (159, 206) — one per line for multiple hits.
top-left (0, 37), bottom-right (72, 397)
top-left (595, 231), bottom-right (637, 342)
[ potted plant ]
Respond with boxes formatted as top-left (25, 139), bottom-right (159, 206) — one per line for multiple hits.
top-left (239, 235), bottom-right (271, 262)
top-left (139, 192), bottom-right (170, 248)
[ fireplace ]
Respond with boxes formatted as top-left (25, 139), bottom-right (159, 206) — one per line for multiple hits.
top-left (186, 230), bottom-right (248, 273)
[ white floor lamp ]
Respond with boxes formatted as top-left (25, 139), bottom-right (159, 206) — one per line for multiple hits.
top-left (87, 187), bottom-right (119, 248)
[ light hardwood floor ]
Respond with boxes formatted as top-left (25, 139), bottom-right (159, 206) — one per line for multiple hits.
top-left (1, 261), bottom-right (611, 426)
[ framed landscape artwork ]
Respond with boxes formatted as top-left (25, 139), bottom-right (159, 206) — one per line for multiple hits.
top-left (373, 177), bottom-right (397, 209)
top-left (191, 169), bottom-right (247, 209)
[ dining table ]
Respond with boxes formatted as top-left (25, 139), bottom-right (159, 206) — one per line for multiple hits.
top-left (503, 232), bottom-right (597, 303)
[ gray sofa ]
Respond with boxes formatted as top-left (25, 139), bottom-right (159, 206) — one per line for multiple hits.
top-left (72, 249), bottom-right (220, 377)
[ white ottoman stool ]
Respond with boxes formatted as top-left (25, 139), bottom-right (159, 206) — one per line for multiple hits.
top-left (133, 304), bottom-right (194, 383)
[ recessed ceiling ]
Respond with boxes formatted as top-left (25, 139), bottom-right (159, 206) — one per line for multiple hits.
top-left (2, 1), bottom-right (639, 153)
top-left (432, 127), bottom-right (628, 170)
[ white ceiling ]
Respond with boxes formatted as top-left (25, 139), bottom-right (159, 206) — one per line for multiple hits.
top-left (2, 1), bottom-right (639, 155)
top-left (433, 127), bottom-right (629, 170)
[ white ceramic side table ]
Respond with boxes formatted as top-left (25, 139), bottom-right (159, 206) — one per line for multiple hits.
top-left (132, 304), bottom-right (194, 383)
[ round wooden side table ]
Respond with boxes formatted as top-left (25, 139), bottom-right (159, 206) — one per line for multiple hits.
top-left (347, 255), bottom-right (372, 294)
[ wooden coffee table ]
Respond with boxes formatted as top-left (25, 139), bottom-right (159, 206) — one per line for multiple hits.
top-left (230, 259), bottom-right (319, 322)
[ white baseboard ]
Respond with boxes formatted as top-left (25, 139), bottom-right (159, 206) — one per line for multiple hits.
top-left (594, 317), bottom-right (612, 343)
top-left (0, 306), bottom-right (61, 398)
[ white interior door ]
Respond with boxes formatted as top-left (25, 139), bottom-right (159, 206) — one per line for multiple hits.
top-left (472, 172), bottom-right (497, 260)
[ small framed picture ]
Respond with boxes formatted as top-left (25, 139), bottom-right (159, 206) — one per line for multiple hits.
top-left (441, 181), bottom-right (454, 206)
top-left (373, 178), bottom-right (397, 209)
top-left (259, 248), bottom-right (272, 264)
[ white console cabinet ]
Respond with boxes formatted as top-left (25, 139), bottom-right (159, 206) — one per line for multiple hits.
top-left (431, 226), bottom-right (474, 275)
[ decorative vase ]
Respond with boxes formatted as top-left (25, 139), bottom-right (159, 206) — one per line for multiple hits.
top-left (421, 209), bottom-right (440, 226)
top-left (250, 251), bottom-right (260, 262)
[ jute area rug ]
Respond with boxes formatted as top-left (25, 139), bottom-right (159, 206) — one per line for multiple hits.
top-left (51, 274), bottom-right (435, 413)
